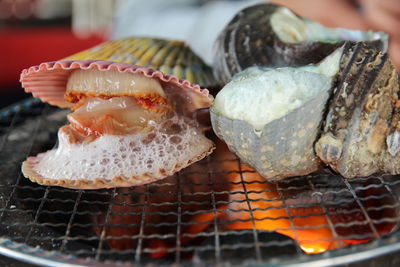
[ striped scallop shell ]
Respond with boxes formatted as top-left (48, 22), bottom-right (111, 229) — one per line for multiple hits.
top-left (64, 37), bottom-right (218, 88)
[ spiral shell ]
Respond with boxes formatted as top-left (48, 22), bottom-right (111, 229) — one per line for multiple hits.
top-left (209, 48), bottom-right (342, 180)
top-left (211, 41), bottom-right (400, 180)
top-left (213, 3), bottom-right (388, 84)
top-left (211, 89), bottom-right (328, 179)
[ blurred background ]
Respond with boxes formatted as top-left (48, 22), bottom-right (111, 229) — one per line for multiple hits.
top-left (0, 0), bottom-right (399, 109)
top-left (0, 0), bottom-right (257, 108)
top-left (0, 0), bottom-right (114, 108)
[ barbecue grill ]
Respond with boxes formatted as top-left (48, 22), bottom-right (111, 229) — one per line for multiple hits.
top-left (1, 98), bottom-right (400, 267)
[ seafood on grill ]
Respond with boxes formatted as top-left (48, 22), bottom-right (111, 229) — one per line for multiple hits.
top-left (20, 37), bottom-right (215, 189)
top-left (315, 43), bottom-right (400, 178)
top-left (66, 37), bottom-right (218, 88)
top-left (90, 139), bottom-right (230, 257)
top-left (211, 42), bottom-right (400, 180)
top-left (211, 46), bottom-right (342, 179)
top-left (213, 3), bottom-right (388, 84)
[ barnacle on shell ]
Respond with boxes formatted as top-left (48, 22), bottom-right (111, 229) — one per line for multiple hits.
top-left (315, 43), bottom-right (400, 178)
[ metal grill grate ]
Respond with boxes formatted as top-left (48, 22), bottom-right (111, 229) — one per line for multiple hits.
top-left (0, 98), bottom-right (400, 266)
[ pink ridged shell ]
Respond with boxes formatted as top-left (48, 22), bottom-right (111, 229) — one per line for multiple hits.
top-left (20, 60), bottom-right (213, 109)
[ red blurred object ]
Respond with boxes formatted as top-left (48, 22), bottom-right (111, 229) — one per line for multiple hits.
top-left (0, 26), bottom-right (105, 91)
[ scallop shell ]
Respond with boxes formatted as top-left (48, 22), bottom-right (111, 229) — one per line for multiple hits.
top-left (20, 60), bottom-right (213, 110)
top-left (22, 141), bottom-right (214, 190)
top-left (315, 42), bottom-right (400, 178)
top-left (65, 37), bottom-right (218, 88)
top-left (213, 3), bottom-right (388, 84)
top-left (20, 61), bottom-right (215, 189)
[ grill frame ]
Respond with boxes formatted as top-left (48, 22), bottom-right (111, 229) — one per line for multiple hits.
top-left (1, 98), bottom-right (400, 267)
top-left (2, 237), bottom-right (400, 267)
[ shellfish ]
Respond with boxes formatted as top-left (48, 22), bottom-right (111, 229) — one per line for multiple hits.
top-left (213, 3), bottom-right (388, 84)
top-left (315, 43), bottom-right (400, 178)
top-left (20, 38), bottom-right (215, 189)
top-left (211, 47), bottom-right (342, 179)
top-left (65, 37), bottom-right (218, 88)
top-left (211, 42), bottom-right (400, 180)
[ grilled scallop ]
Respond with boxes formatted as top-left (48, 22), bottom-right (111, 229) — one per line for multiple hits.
top-left (20, 38), bottom-right (215, 189)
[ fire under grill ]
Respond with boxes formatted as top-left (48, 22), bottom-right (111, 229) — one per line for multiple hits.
top-left (1, 98), bottom-right (400, 266)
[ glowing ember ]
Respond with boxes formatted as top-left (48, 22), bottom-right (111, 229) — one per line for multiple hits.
top-left (300, 246), bottom-right (327, 254)
top-left (90, 153), bottom-right (230, 259)
top-left (217, 166), bottom-right (337, 253)
top-left (147, 208), bottom-right (227, 259)
top-left (208, 140), bottom-right (398, 254)
top-left (91, 139), bottom-right (397, 257)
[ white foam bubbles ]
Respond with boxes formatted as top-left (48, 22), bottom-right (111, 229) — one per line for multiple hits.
top-left (34, 113), bottom-right (213, 181)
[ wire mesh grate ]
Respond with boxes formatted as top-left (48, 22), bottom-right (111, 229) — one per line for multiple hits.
top-left (0, 98), bottom-right (400, 266)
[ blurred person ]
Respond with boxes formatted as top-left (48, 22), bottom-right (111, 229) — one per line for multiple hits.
top-left (113, 0), bottom-right (400, 69)
top-left (270, 0), bottom-right (400, 69)
top-left (112, 0), bottom-right (262, 64)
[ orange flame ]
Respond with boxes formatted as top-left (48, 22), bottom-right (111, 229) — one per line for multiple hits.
top-left (94, 139), bottom-right (397, 257)
top-left (222, 167), bottom-right (337, 253)
top-left (209, 141), bottom-right (397, 254)
top-left (147, 207), bottom-right (228, 258)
